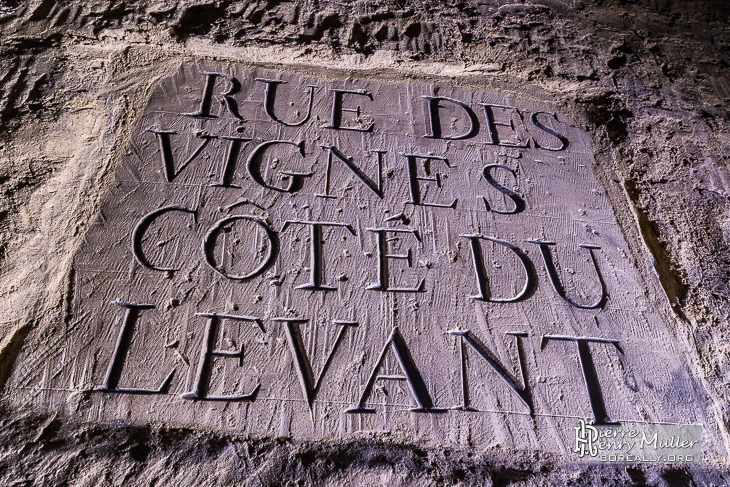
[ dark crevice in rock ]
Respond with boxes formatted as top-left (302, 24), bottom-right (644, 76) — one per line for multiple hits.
top-left (623, 178), bottom-right (689, 313)
top-left (0, 320), bottom-right (33, 390)
top-left (578, 90), bottom-right (633, 145)
top-left (27, 0), bottom-right (56, 21)
top-left (171, 2), bottom-right (227, 40)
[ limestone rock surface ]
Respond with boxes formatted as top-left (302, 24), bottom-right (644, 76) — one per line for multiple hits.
top-left (1, 1), bottom-right (729, 485)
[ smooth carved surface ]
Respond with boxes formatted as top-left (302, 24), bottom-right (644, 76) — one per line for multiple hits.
top-left (9, 63), bottom-right (720, 453)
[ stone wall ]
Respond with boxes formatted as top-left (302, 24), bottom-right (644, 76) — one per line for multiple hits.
top-left (0, 1), bottom-right (729, 485)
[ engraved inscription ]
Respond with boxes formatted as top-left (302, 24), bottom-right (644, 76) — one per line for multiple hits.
top-left (9, 64), bottom-right (718, 455)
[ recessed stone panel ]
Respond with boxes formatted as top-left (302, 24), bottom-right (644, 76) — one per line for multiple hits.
top-left (10, 62), bottom-right (718, 455)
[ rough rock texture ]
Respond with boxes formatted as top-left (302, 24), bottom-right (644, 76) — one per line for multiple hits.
top-left (0, 0), bottom-right (729, 484)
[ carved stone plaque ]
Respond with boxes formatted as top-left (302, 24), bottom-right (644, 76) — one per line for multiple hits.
top-left (10, 63), bottom-right (720, 454)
